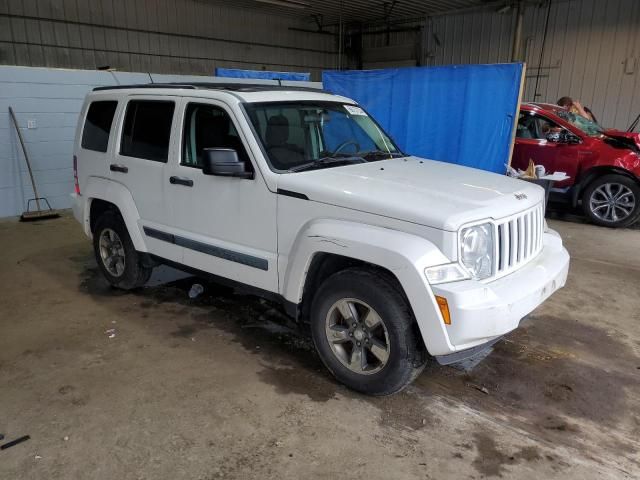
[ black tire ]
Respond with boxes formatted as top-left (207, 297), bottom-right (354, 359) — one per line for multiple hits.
top-left (310, 268), bottom-right (427, 396)
top-left (93, 211), bottom-right (152, 289)
top-left (582, 174), bottom-right (640, 228)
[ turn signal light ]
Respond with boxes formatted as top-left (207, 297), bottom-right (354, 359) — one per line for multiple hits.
top-left (435, 296), bottom-right (451, 325)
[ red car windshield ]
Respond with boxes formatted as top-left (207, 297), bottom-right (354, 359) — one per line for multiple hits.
top-left (555, 109), bottom-right (603, 137)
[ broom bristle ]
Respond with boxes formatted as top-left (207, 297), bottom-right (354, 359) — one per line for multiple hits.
top-left (20, 210), bottom-right (60, 221)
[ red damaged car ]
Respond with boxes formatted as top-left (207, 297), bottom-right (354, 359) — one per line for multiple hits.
top-left (512, 103), bottom-right (640, 228)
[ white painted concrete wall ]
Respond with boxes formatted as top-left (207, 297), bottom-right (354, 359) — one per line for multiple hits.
top-left (0, 65), bottom-right (320, 218)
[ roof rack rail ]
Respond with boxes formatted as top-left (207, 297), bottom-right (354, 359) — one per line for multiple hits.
top-left (93, 83), bottom-right (197, 91)
top-left (93, 82), bottom-right (325, 93)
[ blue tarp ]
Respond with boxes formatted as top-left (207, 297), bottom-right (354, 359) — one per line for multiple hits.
top-left (322, 64), bottom-right (523, 174)
top-left (216, 68), bottom-right (310, 81)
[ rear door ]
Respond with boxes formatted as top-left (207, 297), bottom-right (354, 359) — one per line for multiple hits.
top-left (111, 96), bottom-right (182, 262)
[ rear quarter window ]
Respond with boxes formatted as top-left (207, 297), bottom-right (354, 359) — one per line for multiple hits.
top-left (81, 101), bottom-right (118, 152)
top-left (120, 100), bottom-right (175, 162)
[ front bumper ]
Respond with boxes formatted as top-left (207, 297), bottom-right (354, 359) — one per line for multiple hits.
top-left (431, 229), bottom-right (569, 353)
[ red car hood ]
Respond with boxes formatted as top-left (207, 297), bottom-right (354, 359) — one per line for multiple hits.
top-left (603, 129), bottom-right (640, 151)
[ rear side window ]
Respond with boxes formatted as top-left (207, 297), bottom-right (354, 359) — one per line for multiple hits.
top-left (120, 100), bottom-right (175, 162)
top-left (81, 101), bottom-right (118, 152)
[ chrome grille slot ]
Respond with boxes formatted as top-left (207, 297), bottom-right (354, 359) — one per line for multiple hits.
top-left (495, 203), bottom-right (545, 279)
top-left (517, 216), bottom-right (524, 263)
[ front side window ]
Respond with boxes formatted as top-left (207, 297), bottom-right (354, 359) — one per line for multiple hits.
top-left (81, 101), bottom-right (118, 152)
top-left (245, 102), bottom-right (402, 172)
top-left (182, 103), bottom-right (251, 169)
top-left (120, 100), bottom-right (175, 162)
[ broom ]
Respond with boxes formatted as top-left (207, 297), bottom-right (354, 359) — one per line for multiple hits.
top-left (8, 106), bottom-right (60, 221)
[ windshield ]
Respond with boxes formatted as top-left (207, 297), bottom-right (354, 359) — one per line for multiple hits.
top-left (555, 109), bottom-right (603, 137)
top-left (244, 101), bottom-right (403, 172)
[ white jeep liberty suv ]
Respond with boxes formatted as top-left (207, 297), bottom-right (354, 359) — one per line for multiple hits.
top-left (71, 82), bottom-right (570, 395)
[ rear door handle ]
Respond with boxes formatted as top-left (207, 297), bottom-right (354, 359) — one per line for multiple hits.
top-left (169, 176), bottom-right (193, 187)
top-left (110, 164), bottom-right (128, 173)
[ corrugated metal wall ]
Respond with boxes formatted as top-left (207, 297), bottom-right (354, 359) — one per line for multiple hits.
top-left (359, 26), bottom-right (421, 69)
top-left (0, 0), bottom-right (337, 80)
top-left (423, 0), bottom-right (640, 131)
top-left (3, 0), bottom-right (637, 130)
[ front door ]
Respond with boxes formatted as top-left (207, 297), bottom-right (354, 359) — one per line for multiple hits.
top-left (165, 99), bottom-right (278, 292)
top-left (513, 112), bottom-right (581, 189)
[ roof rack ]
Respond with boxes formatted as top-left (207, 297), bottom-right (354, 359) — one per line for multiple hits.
top-left (93, 82), bottom-right (325, 93)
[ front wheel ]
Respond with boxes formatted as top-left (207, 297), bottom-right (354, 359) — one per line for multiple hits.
top-left (582, 174), bottom-right (640, 228)
top-left (310, 269), bottom-right (426, 396)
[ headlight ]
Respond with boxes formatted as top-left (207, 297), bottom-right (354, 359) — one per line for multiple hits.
top-left (460, 223), bottom-right (494, 280)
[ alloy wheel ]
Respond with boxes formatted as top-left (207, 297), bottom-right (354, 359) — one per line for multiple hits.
top-left (324, 298), bottom-right (390, 375)
top-left (589, 182), bottom-right (636, 223)
top-left (98, 228), bottom-right (126, 277)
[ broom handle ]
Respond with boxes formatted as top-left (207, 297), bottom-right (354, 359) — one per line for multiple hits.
top-left (9, 106), bottom-right (41, 211)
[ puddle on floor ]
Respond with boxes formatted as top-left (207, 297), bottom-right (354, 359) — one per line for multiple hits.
top-left (76, 262), bottom-right (640, 463)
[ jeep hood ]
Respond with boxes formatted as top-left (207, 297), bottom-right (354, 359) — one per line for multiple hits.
top-left (276, 157), bottom-right (545, 231)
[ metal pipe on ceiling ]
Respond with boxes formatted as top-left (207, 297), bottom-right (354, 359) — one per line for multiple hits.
top-left (222, 0), bottom-right (480, 24)
top-left (511, 0), bottom-right (525, 62)
top-left (337, 0), bottom-right (343, 69)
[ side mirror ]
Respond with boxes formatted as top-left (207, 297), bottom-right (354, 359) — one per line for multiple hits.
top-left (545, 131), bottom-right (563, 143)
top-left (546, 131), bottom-right (581, 145)
top-left (565, 133), bottom-right (582, 144)
top-left (202, 148), bottom-right (252, 179)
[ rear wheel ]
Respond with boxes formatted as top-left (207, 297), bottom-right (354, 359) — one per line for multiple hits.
top-left (310, 268), bottom-right (426, 395)
top-left (582, 174), bottom-right (640, 228)
top-left (93, 211), bottom-right (152, 289)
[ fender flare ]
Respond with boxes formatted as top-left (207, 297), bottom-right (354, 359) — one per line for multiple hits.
top-left (83, 176), bottom-right (147, 251)
top-left (281, 219), bottom-right (455, 355)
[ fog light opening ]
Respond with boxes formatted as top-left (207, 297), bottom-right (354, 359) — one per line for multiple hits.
top-left (435, 295), bottom-right (451, 325)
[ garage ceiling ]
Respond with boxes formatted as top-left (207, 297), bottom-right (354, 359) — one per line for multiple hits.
top-left (209, 0), bottom-right (501, 26)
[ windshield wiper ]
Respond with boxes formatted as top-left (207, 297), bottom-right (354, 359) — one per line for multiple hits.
top-left (360, 150), bottom-right (405, 160)
top-left (288, 156), bottom-right (365, 173)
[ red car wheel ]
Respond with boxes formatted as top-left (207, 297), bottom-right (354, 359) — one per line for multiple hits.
top-left (582, 174), bottom-right (640, 228)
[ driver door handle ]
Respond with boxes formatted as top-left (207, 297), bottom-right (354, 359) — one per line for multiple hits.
top-left (169, 176), bottom-right (193, 187)
top-left (110, 164), bottom-right (128, 173)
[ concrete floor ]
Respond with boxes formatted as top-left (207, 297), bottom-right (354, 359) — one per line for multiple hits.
top-left (0, 212), bottom-right (638, 479)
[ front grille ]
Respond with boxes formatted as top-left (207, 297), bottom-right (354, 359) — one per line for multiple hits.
top-left (495, 203), bottom-right (545, 278)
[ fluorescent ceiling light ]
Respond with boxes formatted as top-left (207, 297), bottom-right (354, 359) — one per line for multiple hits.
top-left (255, 0), bottom-right (310, 8)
